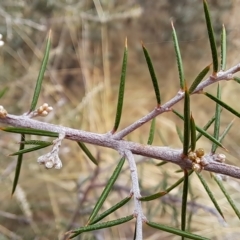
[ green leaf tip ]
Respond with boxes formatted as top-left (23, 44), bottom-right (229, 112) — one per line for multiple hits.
top-left (112, 39), bottom-right (128, 133)
top-left (142, 42), bottom-right (161, 107)
top-left (203, 0), bottom-right (218, 74)
top-left (171, 20), bottom-right (185, 90)
top-left (29, 30), bottom-right (51, 112)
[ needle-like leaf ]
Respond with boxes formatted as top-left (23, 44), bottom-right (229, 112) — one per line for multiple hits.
top-left (147, 118), bottom-right (156, 145)
top-left (146, 221), bottom-right (209, 240)
top-left (203, 0), bottom-right (218, 74)
top-left (112, 38), bottom-right (128, 133)
top-left (1, 127), bottom-right (58, 137)
top-left (204, 92), bottom-right (240, 118)
top-left (183, 87), bottom-right (190, 156)
top-left (87, 158), bottom-right (125, 225)
top-left (221, 24), bottom-right (227, 71)
top-left (213, 174), bottom-right (240, 220)
top-left (172, 21), bottom-right (185, 89)
top-left (189, 64), bottom-right (210, 94)
top-left (142, 43), bottom-right (161, 107)
top-left (77, 142), bottom-right (98, 166)
top-left (9, 144), bottom-right (52, 156)
top-left (211, 84), bottom-right (221, 153)
top-left (70, 215), bottom-right (134, 238)
top-left (90, 196), bottom-right (132, 225)
top-left (196, 172), bottom-right (225, 220)
top-left (29, 30), bottom-right (51, 112)
top-left (12, 134), bottom-right (25, 196)
top-left (181, 170), bottom-right (189, 237)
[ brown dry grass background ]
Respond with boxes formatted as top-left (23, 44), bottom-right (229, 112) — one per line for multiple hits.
top-left (1, 0), bottom-right (240, 239)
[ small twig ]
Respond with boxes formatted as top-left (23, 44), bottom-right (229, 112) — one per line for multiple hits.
top-left (124, 150), bottom-right (146, 240)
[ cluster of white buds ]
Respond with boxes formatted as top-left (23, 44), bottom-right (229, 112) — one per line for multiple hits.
top-left (188, 148), bottom-right (209, 172)
top-left (29, 103), bottom-right (53, 118)
top-left (37, 132), bottom-right (65, 169)
top-left (0, 105), bottom-right (7, 118)
top-left (37, 103), bottom-right (53, 116)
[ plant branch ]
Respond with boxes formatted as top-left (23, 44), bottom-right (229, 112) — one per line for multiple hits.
top-left (0, 113), bottom-right (240, 179)
top-left (124, 150), bottom-right (146, 240)
top-left (113, 63), bottom-right (240, 140)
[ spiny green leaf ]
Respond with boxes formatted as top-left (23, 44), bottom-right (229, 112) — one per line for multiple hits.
top-left (1, 127), bottom-right (58, 137)
top-left (70, 215), bottom-right (133, 238)
top-left (10, 144), bottom-right (51, 156)
top-left (183, 87), bottom-right (190, 156)
top-left (213, 174), bottom-right (240, 220)
top-left (142, 43), bottom-right (161, 107)
top-left (30, 30), bottom-right (51, 112)
top-left (87, 158), bottom-right (125, 225)
top-left (189, 64), bottom-right (210, 94)
top-left (146, 221), bottom-right (209, 240)
top-left (172, 21), bottom-right (185, 89)
top-left (90, 196), bottom-right (132, 225)
top-left (147, 118), bottom-right (156, 145)
top-left (172, 109), bottom-right (225, 149)
top-left (204, 92), bottom-right (240, 118)
top-left (211, 84), bottom-right (221, 153)
top-left (181, 170), bottom-right (189, 236)
top-left (221, 24), bottom-right (227, 70)
top-left (77, 142), bottom-right (98, 166)
top-left (190, 114), bottom-right (196, 152)
top-left (203, 0), bottom-right (218, 74)
top-left (0, 87), bottom-right (9, 99)
top-left (12, 134), bottom-right (25, 196)
top-left (112, 39), bottom-right (128, 133)
top-left (140, 171), bottom-right (193, 201)
top-left (196, 172), bottom-right (225, 220)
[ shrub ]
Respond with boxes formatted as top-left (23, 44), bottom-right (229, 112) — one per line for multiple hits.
top-left (0, 1), bottom-right (240, 239)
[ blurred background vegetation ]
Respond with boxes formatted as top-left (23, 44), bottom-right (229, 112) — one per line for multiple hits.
top-left (0, 0), bottom-right (240, 239)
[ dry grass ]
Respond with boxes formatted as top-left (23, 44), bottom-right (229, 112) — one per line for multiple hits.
top-left (1, 1), bottom-right (240, 239)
